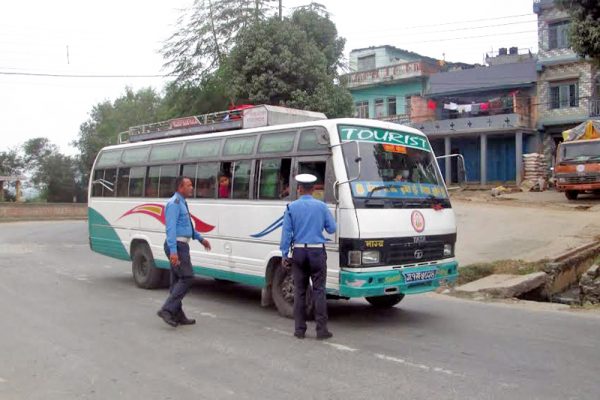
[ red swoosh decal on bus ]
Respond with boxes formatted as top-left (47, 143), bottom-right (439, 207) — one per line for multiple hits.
top-left (118, 203), bottom-right (215, 233)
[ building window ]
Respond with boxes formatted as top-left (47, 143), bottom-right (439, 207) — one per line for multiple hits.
top-left (357, 54), bottom-right (375, 71)
top-left (387, 97), bottom-right (397, 116)
top-left (355, 101), bottom-right (369, 118)
top-left (374, 99), bottom-right (384, 118)
top-left (405, 95), bottom-right (412, 116)
top-left (550, 81), bottom-right (578, 109)
top-left (548, 21), bottom-right (570, 50)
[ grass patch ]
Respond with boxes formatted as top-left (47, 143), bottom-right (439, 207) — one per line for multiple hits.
top-left (457, 259), bottom-right (547, 286)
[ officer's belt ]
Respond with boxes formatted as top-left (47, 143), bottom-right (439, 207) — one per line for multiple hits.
top-left (295, 243), bottom-right (325, 248)
top-left (176, 237), bottom-right (191, 243)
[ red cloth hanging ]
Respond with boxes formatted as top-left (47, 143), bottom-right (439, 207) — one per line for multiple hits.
top-left (427, 99), bottom-right (436, 110)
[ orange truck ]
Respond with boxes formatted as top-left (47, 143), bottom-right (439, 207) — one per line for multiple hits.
top-left (554, 120), bottom-right (600, 200)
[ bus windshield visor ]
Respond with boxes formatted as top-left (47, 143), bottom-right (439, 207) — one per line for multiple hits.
top-left (339, 125), bottom-right (447, 201)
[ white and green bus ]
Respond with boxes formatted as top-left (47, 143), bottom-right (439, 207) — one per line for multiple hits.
top-left (88, 105), bottom-right (459, 317)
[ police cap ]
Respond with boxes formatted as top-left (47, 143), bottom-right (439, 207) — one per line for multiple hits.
top-left (295, 174), bottom-right (317, 187)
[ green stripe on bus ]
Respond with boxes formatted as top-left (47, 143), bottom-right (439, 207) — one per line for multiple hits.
top-left (88, 208), bottom-right (130, 261)
top-left (155, 259), bottom-right (266, 288)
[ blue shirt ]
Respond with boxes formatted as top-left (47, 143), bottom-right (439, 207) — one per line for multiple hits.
top-left (165, 192), bottom-right (204, 255)
top-left (279, 195), bottom-right (337, 258)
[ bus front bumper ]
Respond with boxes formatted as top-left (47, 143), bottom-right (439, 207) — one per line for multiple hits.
top-left (338, 261), bottom-right (458, 298)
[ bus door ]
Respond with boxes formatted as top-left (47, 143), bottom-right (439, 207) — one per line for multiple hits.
top-left (293, 156), bottom-right (337, 240)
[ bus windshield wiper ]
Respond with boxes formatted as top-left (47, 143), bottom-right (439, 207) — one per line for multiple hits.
top-left (367, 185), bottom-right (392, 198)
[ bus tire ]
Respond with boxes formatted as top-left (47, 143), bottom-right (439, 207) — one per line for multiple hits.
top-left (565, 190), bottom-right (578, 200)
top-left (271, 264), bottom-right (314, 319)
top-left (365, 293), bottom-right (405, 308)
top-left (131, 243), bottom-right (164, 289)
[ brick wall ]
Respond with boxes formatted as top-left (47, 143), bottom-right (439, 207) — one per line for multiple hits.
top-left (0, 203), bottom-right (87, 221)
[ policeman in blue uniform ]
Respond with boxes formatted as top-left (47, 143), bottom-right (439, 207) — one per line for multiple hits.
top-left (280, 174), bottom-right (337, 339)
top-left (157, 176), bottom-right (211, 327)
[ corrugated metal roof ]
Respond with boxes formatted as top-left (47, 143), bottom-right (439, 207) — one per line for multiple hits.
top-left (426, 58), bottom-right (537, 96)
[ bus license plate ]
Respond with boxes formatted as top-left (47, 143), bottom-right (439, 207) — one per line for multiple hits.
top-left (403, 269), bottom-right (437, 283)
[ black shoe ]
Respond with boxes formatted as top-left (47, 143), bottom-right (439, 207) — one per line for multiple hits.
top-left (316, 331), bottom-right (333, 340)
top-left (293, 332), bottom-right (305, 339)
top-left (157, 310), bottom-right (178, 327)
top-left (177, 311), bottom-right (196, 325)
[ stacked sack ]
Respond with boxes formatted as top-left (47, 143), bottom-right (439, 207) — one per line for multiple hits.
top-left (522, 153), bottom-right (547, 191)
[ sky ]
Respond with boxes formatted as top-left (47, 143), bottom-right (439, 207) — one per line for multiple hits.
top-left (0, 0), bottom-right (538, 156)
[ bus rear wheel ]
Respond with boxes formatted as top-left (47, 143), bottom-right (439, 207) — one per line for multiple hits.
top-left (271, 264), bottom-right (314, 319)
top-left (565, 190), bottom-right (579, 200)
top-left (132, 243), bottom-right (164, 289)
top-left (365, 294), bottom-right (405, 308)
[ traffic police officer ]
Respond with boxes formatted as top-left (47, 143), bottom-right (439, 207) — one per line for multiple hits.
top-left (280, 174), bottom-right (337, 339)
top-left (157, 176), bottom-right (211, 327)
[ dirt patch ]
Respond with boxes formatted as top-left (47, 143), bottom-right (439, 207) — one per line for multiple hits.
top-left (456, 259), bottom-right (548, 286)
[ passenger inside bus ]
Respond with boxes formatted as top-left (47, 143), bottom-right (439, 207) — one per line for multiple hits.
top-left (218, 174), bottom-right (231, 198)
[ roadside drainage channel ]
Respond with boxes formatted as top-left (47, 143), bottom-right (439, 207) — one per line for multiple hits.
top-left (453, 241), bottom-right (600, 306)
top-left (541, 241), bottom-right (600, 305)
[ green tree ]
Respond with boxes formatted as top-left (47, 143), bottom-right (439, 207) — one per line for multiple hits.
top-left (555, 0), bottom-right (600, 64)
top-left (226, 9), bottom-right (353, 117)
top-left (0, 149), bottom-right (23, 201)
top-left (162, 0), bottom-right (276, 85)
top-left (72, 87), bottom-right (164, 184)
top-left (22, 138), bottom-right (78, 202)
top-left (161, 72), bottom-right (231, 118)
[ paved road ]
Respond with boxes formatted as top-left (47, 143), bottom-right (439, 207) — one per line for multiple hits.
top-left (1, 221), bottom-right (599, 400)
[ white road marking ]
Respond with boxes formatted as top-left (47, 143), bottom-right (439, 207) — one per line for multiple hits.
top-left (375, 354), bottom-right (465, 377)
top-left (324, 343), bottom-right (358, 352)
top-left (264, 327), bottom-right (290, 336)
top-left (200, 312), bottom-right (217, 318)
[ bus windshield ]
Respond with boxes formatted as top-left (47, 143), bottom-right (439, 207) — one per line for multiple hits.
top-left (339, 124), bottom-right (448, 207)
top-left (558, 141), bottom-right (600, 162)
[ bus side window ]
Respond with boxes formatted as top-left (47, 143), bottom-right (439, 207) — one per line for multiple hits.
top-left (196, 163), bottom-right (218, 199)
top-left (258, 158), bottom-right (291, 200)
top-left (297, 161), bottom-right (326, 201)
top-left (129, 167), bottom-right (145, 197)
top-left (158, 165), bottom-right (178, 198)
top-left (146, 166), bottom-right (160, 198)
top-left (92, 169), bottom-right (104, 197)
top-left (116, 167), bottom-right (130, 197)
top-left (103, 169), bottom-right (117, 197)
top-left (232, 160), bottom-right (251, 199)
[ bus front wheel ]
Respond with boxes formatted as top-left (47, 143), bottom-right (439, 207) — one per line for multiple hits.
top-left (365, 294), bottom-right (405, 308)
top-left (271, 264), bottom-right (313, 319)
top-left (132, 243), bottom-right (164, 289)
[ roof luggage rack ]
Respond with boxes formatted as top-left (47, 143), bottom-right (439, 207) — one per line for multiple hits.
top-left (118, 105), bottom-right (327, 143)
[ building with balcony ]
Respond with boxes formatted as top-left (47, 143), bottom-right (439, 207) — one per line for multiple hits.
top-left (533, 0), bottom-right (600, 155)
top-left (343, 46), bottom-right (445, 124)
top-left (413, 55), bottom-right (539, 185)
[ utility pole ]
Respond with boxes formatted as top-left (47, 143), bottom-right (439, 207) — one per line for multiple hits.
top-left (279, 0), bottom-right (282, 20)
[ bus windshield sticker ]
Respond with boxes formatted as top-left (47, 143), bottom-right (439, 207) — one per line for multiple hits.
top-left (339, 125), bottom-right (430, 152)
top-left (382, 144), bottom-right (407, 154)
top-left (351, 181), bottom-right (447, 199)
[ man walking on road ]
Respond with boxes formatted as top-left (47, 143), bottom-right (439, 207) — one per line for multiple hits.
top-left (157, 176), bottom-right (211, 327)
top-left (280, 174), bottom-right (337, 340)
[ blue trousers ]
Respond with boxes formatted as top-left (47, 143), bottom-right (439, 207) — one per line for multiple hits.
top-left (291, 247), bottom-right (328, 335)
top-left (161, 241), bottom-right (194, 316)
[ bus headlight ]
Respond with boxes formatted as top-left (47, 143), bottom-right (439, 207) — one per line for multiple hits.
top-left (443, 244), bottom-right (453, 257)
top-left (348, 250), bottom-right (362, 266)
top-left (362, 250), bottom-right (380, 264)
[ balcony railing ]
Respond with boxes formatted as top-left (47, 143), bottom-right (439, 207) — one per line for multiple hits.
top-left (378, 114), bottom-right (410, 125)
top-left (344, 61), bottom-right (439, 88)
